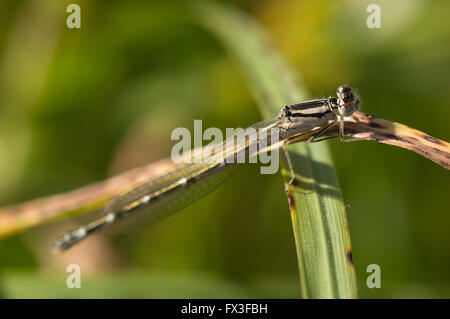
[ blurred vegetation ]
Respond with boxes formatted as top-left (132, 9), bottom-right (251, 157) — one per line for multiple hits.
top-left (0, 0), bottom-right (449, 298)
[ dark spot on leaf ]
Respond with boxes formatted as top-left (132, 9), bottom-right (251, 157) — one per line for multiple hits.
top-left (423, 135), bottom-right (444, 146)
top-left (291, 178), bottom-right (299, 187)
top-left (433, 147), bottom-right (450, 159)
top-left (397, 136), bottom-right (415, 145)
top-left (347, 250), bottom-right (354, 266)
top-left (384, 134), bottom-right (401, 141)
top-left (368, 120), bottom-right (383, 128)
top-left (403, 136), bottom-right (419, 143)
top-left (286, 192), bottom-right (296, 211)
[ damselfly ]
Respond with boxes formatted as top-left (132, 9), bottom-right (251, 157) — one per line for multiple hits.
top-left (53, 85), bottom-right (360, 251)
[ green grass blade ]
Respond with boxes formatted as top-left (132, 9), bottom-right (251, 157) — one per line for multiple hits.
top-left (194, 1), bottom-right (357, 298)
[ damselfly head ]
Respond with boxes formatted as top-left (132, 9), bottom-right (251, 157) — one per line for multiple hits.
top-left (336, 85), bottom-right (360, 117)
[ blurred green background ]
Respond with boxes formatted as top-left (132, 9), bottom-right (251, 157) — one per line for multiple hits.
top-left (0, 0), bottom-right (449, 298)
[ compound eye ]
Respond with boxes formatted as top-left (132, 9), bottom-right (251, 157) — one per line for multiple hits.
top-left (337, 85), bottom-right (355, 103)
top-left (337, 85), bottom-right (352, 96)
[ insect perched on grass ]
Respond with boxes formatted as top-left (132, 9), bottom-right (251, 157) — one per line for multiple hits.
top-left (53, 85), bottom-right (363, 251)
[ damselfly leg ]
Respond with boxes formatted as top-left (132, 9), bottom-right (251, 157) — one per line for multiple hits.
top-left (282, 142), bottom-right (296, 191)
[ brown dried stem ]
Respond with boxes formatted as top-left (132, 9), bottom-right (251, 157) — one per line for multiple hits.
top-left (0, 111), bottom-right (448, 238)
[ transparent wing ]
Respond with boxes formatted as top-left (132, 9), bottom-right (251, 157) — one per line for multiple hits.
top-left (53, 115), bottom-right (282, 250)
